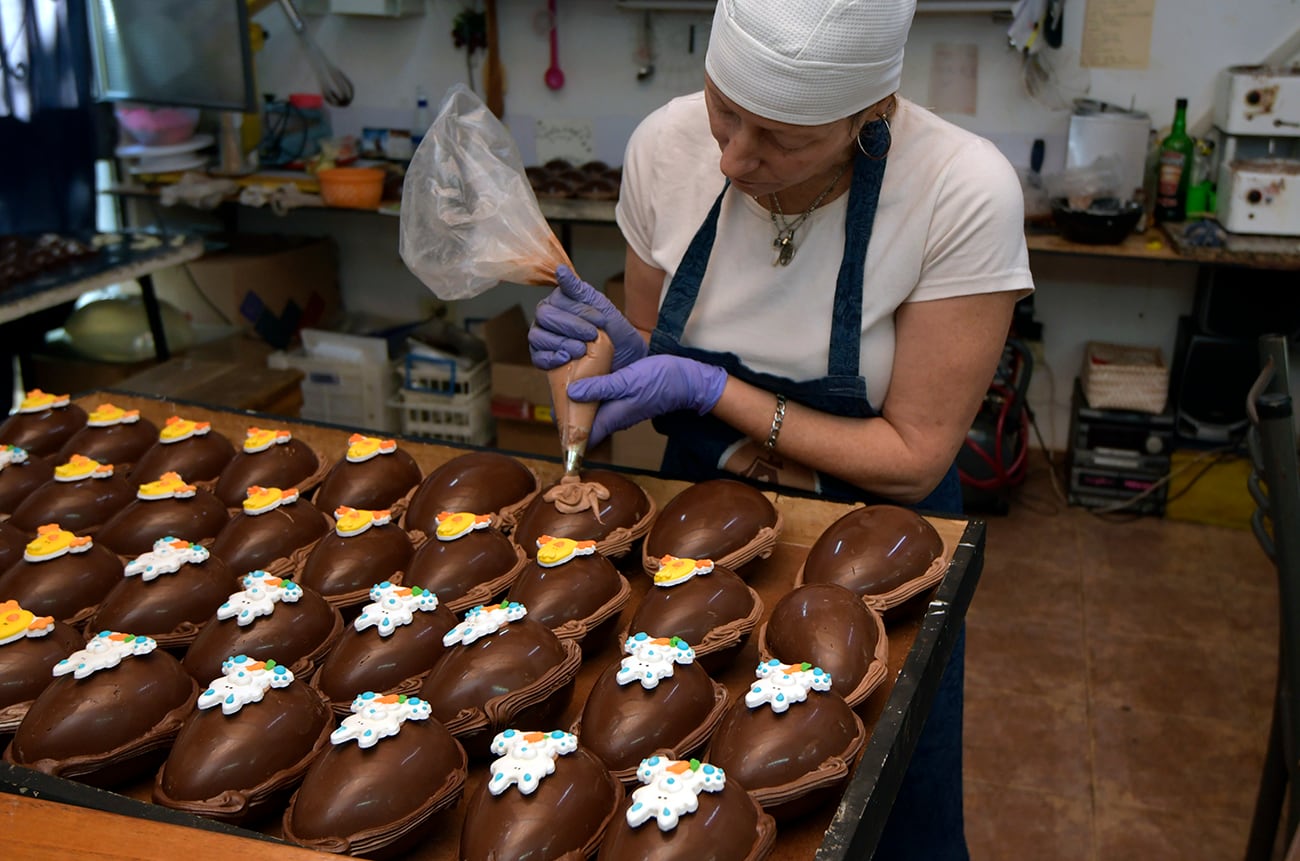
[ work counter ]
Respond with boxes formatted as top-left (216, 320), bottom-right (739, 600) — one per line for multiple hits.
top-left (0, 390), bottom-right (985, 861)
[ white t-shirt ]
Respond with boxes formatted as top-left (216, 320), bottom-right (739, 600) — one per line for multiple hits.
top-left (615, 91), bottom-right (1034, 410)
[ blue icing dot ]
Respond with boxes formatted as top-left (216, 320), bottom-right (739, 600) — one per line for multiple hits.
top-left (631, 802), bottom-right (642, 811)
top-left (703, 764), bottom-right (716, 774)
top-left (550, 730), bottom-right (564, 738)
top-left (225, 694), bottom-right (235, 703)
top-left (503, 729), bottom-right (516, 738)
top-left (776, 693), bottom-right (785, 701)
top-left (361, 691), bottom-right (376, 699)
top-left (663, 807), bottom-right (671, 816)
top-left (633, 632), bottom-right (647, 641)
top-left (233, 655), bottom-right (247, 663)
top-left (364, 729), bottom-right (373, 736)
top-left (492, 772), bottom-right (503, 782)
top-left (524, 773), bottom-right (532, 782)
top-left (666, 777), bottom-right (675, 786)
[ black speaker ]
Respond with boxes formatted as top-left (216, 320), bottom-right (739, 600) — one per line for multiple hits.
top-left (1171, 315), bottom-right (1259, 443)
top-left (1195, 266), bottom-right (1300, 341)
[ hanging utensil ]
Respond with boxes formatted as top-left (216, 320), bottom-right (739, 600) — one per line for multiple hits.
top-left (635, 11), bottom-right (655, 82)
top-left (276, 0), bottom-right (354, 107)
top-left (544, 0), bottom-right (565, 91)
top-left (483, 0), bottom-right (505, 117)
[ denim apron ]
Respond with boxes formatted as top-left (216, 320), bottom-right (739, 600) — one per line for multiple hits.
top-left (647, 123), bottom-right (970, 861)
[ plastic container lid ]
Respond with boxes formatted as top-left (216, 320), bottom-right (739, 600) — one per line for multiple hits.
top-left (289, 93), bottom-right (325, 110)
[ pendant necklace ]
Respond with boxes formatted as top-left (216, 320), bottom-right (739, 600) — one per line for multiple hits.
top-left (767, 160), bottom-right (850, 267)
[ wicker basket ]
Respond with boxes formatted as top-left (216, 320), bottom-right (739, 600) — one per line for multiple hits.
top-left (1081, 341), bottom-right (1170, 414)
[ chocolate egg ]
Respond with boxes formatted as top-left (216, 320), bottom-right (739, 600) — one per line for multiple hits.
top-left (86, 539), bottom-right (236, 650)
top-left (402, 518), bottom-right (527, 613)
top-left (208, 489), bottom-right (330, 578)
top-left (311, 434), bottom-right (422, 514)
top-left (0, 447), bottom-right (53, 515)
top-left (402, 451), bottom-right (539, 533)
top-left (0, 603), bottom-right (83, 733)
top-left (513, 469), bottom-right (656, 559)
top-left (420, 606), bottom-right (583, 754)
top-left (8, 457), bottom-right (136, 536)
top-left (127, 417), bottom-right (236, 487)
top-left (507, 537), bottom-right (630, 647)
top-left (758, 583), bottom-right (888, 708)
top-left (296, 510), bottom-right (415, 609)
top-left (0, 520), bottom-right (28, 571)
top-left (596, 757), bottom-right (777, 861)
top-left (312, 583), bottom-right (457, 712)
top-left (575, 633), bottom-right (729, 781)
top-left (283, 693), bottom-right (467, 857)
top-left (95, 475), bottom-right (231, 556)
top-left (182, 573), bottom-right (344, 683)
top-left (0, 527), bottom-right (124, 625)
top-left (706, 659), bottom-right (866, 820)
top-left (5, 633), bottom-right (197, 786)
top-left (642, 479), bottom-right (781, 578)
top-left (0, 390), bottom-right (87, 457)
top-left (214, 429), bottom-right (324, 508)
top-left (55, 404), bottom-right (158, 469)
top-left (461, 730), bottom-right (624, 861)
top-left (798, 505), bottom-right (946, 607)
top-left (626, 559), bottom-right (762, 674)
top-left (154, 656), bottom-right (333, 823)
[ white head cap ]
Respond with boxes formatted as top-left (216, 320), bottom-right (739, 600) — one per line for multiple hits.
top-left (705, 0), bottom-right (917, 126)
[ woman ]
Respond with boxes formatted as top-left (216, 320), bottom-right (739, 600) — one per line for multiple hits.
top-left (530, 1), bottom-right (1032, 857)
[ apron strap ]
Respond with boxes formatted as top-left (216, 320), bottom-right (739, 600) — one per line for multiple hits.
top-left (653, 180), bottom-right (729, 343)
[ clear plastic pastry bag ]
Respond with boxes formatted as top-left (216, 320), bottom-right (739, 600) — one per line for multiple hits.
top-left (399, 83), bottom-right (572, 300)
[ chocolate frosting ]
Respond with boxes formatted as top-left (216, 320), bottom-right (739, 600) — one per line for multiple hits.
top-left (706, 688), bottom-right (863, 798)
top-left (283, 716), bottom-right (467, 852)
top-left (313, 602), bottom-right (458, 709)
top-left (214, 439), bottom-right (322, 509)
top-left (128, 432), bottom-right (236, 487)
top-left (513, 469), bottom-right (653, 558)
top-left (0, 455), bottom-right (54, 514)
top-left (297, 524), bottom-right (415, 605)
top-left (155, 681), bottom-right (333, 820)
top-left (402, 452), bottom-right (538, 533)
top-left (762, 584), bottom-right (880, 701)
top-left (596, 776), bottom-right (776, 861)
top-left (56, 418), bottom-right (159, 470)
top-left (95, 489), bottom-right (231, 556)
top-left (800, 505), bottom-right (944, 598)
top-left (6, 649), bottom-right (197, 782)
top-left (506, 552), bottom-right (626, 633)
top-left (0, 520), bottom-right (28, 571)
top-left (421, 618), bottom-right (576, 730)
top-left (182, 586), bottom-right (343, 684)
top-left (403, 527), bottom-right (526, 612)
top-left (8, 470), bottom-right (137, 535)
top-left (0, 542), bottom-right (125, 624)
top-left (86, 554), bottom-right (236, 646)
top-left (644, 479), bottom-right (779, 565)
top-left (460, 743), bottom-right (623, 861)
top-left (312, 447), bottom-right (422, 515)
top-left (209, 501), bottom-right (329, 578)
top-left (0, 620), bottom-right (84, 717)
top-left (0, 402), bottom-right (87, 457)
top-left (577, 660), bottom-right (724, 775)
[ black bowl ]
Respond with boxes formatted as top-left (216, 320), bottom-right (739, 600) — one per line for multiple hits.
top-left (1050, 198), bottom-right (1143, 245)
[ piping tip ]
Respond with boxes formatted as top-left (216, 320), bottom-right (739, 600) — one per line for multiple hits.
top-left (563, 445), bottom-right (585, 476)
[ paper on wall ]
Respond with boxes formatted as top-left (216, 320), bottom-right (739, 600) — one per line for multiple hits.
top-left (1080, 0), bottom-right (1154, 70)
top-left (929, 44), bottom-right (978, 116)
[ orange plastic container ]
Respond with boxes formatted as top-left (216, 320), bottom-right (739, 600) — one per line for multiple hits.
top-left (317, 167), bottom-right (385, 209)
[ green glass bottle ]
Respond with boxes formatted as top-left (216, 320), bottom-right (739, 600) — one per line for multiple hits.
top-left (1154, 98), bottom-right (1194, 223)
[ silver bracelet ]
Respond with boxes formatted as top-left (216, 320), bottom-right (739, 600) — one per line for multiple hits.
top-left (764, 394), bottom-right (786, 452)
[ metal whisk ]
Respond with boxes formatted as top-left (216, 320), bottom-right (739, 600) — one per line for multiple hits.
top-left (276, 0), bottom-right (355, 107)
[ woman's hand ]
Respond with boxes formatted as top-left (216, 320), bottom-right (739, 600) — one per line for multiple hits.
top-left (567, 355), bottom-right (727, 446)
top-left (529, 265), bottom-right (648, 371)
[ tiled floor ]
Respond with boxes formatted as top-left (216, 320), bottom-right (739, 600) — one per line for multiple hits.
top-left (963, 454), bottom-right (1279, 861)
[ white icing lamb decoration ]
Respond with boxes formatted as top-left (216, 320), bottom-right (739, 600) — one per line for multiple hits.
top-left (627, 756), bottom-right (727, 831)
top-left (745, 659), bottom-right (833, 714)
top-left (53, 631), bottom-right (157, 680)
top-left (216, 571), bottom-right (303, 626)
top-left (487, 729), bottom-right (578, 796)
top-left (197, 655), bottom-right (294, 715)
top-left (331, 692), bottom-right (431, 748)
top-left (124, 536), bottom-right (210, 582)
top-left (0, 444), bottom-right (28, 470)
top-left (354, 582), bottom-right (439, 636)
top-left (616, 632), bottom-right (696, 690)
top-left (443, 601), bottom-right (527, 647)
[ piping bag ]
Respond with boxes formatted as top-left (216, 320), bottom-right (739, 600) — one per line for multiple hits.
top-left (548, 330), bottom-right (613, 475)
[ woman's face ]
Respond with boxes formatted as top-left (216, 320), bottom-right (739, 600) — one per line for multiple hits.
top-left (704, 77), bottom-right (859, 198)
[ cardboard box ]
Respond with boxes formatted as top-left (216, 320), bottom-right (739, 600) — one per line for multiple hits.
top-left (151, 235), bottom-right (341, 350)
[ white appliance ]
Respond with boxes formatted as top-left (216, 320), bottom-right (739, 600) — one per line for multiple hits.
top-left (1214, 65), bottom-right (1300, 136)
top-left (1065, 101), bottom-right (1152, 203)
top-left (1216, 159), bottom-right (1300, 236)
top-left (1211, 65), bottom-right (1300, 236)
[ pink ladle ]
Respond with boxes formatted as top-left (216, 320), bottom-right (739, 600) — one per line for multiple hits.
top-left (544, 0), bottom-right (564, 90)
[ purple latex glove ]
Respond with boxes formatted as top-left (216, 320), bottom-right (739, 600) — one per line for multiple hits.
top-left (567, 355), bottom-right (728, 447)
top-left (528, 265), bottom-right (648, 371)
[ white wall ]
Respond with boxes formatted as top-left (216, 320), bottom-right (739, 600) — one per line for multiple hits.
top-left (247, 0), bottom-right (1300, 449)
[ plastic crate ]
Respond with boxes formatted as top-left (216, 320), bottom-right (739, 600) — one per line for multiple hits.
top-left (403, 353), bottom-right (491, 398)
top-left (268, 330), bottom-right (399, 432)
top-left (393, 389), bottom-right (494, 446)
